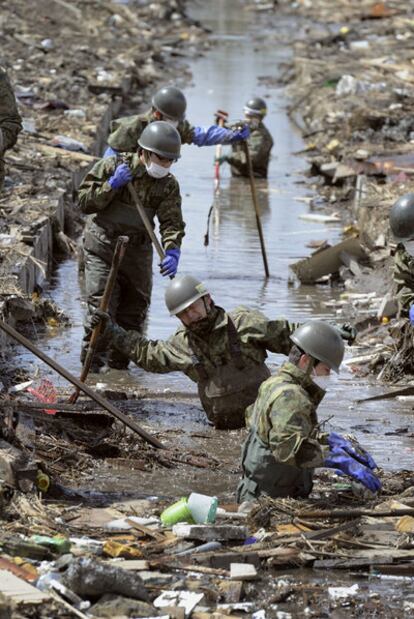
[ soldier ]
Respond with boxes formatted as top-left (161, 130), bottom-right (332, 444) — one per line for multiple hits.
top-left (104, 85), bottom-right (249, 157)
top-left (78, 121), bottom-right (185, 370)
top-left (0, 68), bottom-right (22, 189)
top-left (237, 321), bottom-right (381, 503)
top-left (389, 193), bottom-right (414, 321)
top-left (216, 96), bottom-right (273, 179)
top-left (91, 275), bottom-right (356, 428)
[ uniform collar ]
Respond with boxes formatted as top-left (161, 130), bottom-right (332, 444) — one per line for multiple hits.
top-left (129, 157), bottom-right (147, 178)
top-left (278, 361), bottom-right (326, 405)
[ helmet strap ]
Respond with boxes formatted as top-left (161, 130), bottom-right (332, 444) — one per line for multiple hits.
top-left (202, 296), bottom-right (213, 315)
top-left (304, 355), bottom-right (316, 377)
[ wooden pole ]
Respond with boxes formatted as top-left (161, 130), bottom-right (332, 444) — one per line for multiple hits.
top-left (0, 320), bottom-right (164, 449)
top-left (69, 235), bottom-right (129, 403)
top-left (128, 183), bottom-right (165, 261)
top-left (243, 141), bottom-right (270, 278)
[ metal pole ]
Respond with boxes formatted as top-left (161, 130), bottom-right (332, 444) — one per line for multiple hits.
top-left (69, 235), bottom-right (129, 404)
top-left (243, 141), bottom-right (270, 278)
top-left (0, 320), bottom-right (164, 449)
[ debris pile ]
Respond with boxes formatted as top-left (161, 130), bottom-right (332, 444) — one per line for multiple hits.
top-left (2, 463), bottom-right (414, 616)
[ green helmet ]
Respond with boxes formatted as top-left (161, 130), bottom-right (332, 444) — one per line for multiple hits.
top-left (152, 86), bottom-right (187, 121)
top-left (165, 275), bottom-right (209, 316)
top-left (389, 193), bottom-right (414, 241)
top-left (243, 96), bottom-right (267, 118)
top-left (138, 121), bottom-right (181, 160)
top-left (290, 320), bottom-right (345, 374)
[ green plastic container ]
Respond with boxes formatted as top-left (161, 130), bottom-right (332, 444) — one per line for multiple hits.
top-left (160, 497), bottom-right (194, 526)
top-left (29, 535), bottom-right (71, 555)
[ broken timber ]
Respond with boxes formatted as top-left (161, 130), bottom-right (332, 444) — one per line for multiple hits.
top-left (291, 237), bottom-right (367, 284)
top-left (356, 385), bottom-right (414, 403)
top-left (0, 320), bottom-right (164, 449)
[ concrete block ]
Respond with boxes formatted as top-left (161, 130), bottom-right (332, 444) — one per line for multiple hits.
top-left (172, 524), bottom-right (248, 542)
top-left (230, 563), bottom-right (257, 581)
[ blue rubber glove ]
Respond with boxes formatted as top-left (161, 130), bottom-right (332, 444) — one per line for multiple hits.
top-left (160, 248), bottom-right (180, 277)
top-left (103, 145), bottom-right (119, 158)
top-left (327, 432), bottom-right (377, 470)
top-left (409, 304), bottom-right (414, 325)
top-left (324, 449), bottom-right (381, 493)
top-left (108, 163), bottom-right (133, 190)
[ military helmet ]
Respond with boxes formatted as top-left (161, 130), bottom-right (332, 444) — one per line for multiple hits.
top-left (138, 121), bottom-right (181, 160)
top-left (152, 86), bottom-right (187, 121)
top-left (290, 320), bottom-right (345, 374)
top-left (243, 96), bottom-right (267, 118)
top-left (389, 193), bottom-right (414, 241)
top-left (165, 275), bottom-right (209, 316)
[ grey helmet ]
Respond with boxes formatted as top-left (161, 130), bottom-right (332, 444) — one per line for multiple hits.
top-left (389, 193), bottom-right (414, 241)
top-left (138, 121), bottom-right (181, 160)
top-left (165, 275), bottom-right (209, 316)
top-left (152, 86), bottom-right (187, 121)
top-left (290, 320), bottom-right (345, 374)
top-left (243, 96), bottom-right (267, 118)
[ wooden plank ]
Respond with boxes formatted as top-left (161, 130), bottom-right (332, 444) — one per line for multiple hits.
top-left (105, 559), bottom-right (149, 571)
top-left (0, 570), bottom-right (50, 603)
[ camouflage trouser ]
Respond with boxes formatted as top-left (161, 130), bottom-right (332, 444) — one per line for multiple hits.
top-left (82, 224), bottom-right (153, 368)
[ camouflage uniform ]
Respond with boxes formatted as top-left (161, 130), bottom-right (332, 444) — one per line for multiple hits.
top-left (226, 120), bottom-right (273, 179)
top-left (394, 243), bottom-right (414, 318)
top-left (108, 109), bottom-right (195, 154)
top-left (78, 154), bottom-right (184, 367)
top-left (103, 305), bottom-right (298, 428)
top-left (237, 361), bottom-right (327, 502)
top-left (0, 68), bottom-right (22, 189)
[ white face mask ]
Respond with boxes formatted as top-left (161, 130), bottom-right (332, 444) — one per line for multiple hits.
top-left (311, 367), bottom-right (330, 390)
top-left (404, 240), bottom-right (414, 257)
top-left (164, 118), bottom-right (179, 128)
top-left (145, 161), bottom-right (171, 179)
top-left (247, 117), bottom-right (260, 129)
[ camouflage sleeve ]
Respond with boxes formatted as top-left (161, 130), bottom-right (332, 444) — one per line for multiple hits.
top-left (262, 319), bottom-right (299, 355)
top-left (178, 119), bottom-right (195, 145)
top-left (157, 176), bottom-right (185, 250)
top-left (78, 156), bottom-right (118, 214)
top-left (107, 115), bottom-right (144, 153)
top-left (394, 246), bottom-right (414, 317)
top-left (235, 308), bottom-right (298, 356)
top-left (0, 70), bottom-right (22, 151)
top-left (109, 323), bottom-right (194, 375)
top-left (268, 390), bottom-right (324, 468)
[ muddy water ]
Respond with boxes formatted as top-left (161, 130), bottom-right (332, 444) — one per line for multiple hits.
top-left (15, 0), bottom-right (414, 496)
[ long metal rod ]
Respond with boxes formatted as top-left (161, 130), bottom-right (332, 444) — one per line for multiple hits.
top-left (128, 183), bottom-right (165, 261)
top-left (69, 235), bottom-right (129, 404)
top-left (243, 141), bottom-right (270, 278)
top-left (0, 320), bottom-right (164, 449)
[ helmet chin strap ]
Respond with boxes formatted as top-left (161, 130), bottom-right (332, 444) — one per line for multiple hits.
top-left (202, 296), bottom-right (213, 315)
top-left (304, 356), bottom-right (316, 377)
